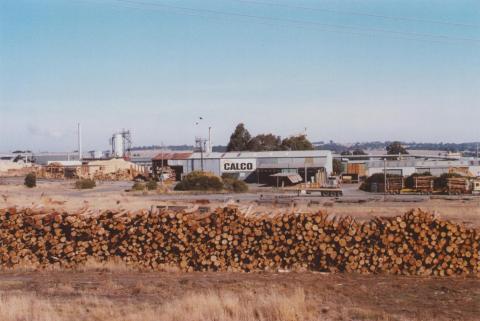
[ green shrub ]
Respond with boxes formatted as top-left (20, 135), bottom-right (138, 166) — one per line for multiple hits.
top-left (24, 173), bottom-right (36, 188)
top-left (174, 171), bottom-right (223, 191)
top-left (223, 177), bottom-right (248, 193)
top-left (131, 181), bottom-right (146, 191)
top-left (360, 173), bottom-right (403, 191)
top-left (75, 178), bottom-right (96, 189)
top-left (146, 180), bottom-right (158, 191)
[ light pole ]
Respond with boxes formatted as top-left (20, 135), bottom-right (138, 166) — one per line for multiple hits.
top-left (383, 157), bottom-right (387, 201)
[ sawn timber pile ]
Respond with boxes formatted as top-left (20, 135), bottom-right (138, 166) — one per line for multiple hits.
top-left (0, 207), bottom-right (478, 276)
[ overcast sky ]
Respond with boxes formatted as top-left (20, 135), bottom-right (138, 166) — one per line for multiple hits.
top-left (1, 0), bottom-right (479, 152)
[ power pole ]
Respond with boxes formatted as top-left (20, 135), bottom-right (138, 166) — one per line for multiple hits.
top-left (160, 142), bottom-right (164, 183)
top-left (77, 123), bottom-right (82, 161)
top-left (383, 157), bottom-right (387, 201)
top-left (208, 126), bottom-right (212, 153)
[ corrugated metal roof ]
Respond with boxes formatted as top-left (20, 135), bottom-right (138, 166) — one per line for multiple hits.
top-left (367, 159), bottom-right (474, 168)
top-left (152, 152), bottom-right (193, 161)
top-left (188, 150), bottom-right (331, 159)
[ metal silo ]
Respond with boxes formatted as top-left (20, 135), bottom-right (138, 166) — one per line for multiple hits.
top-left (112, 133), bottom-right (124, 158)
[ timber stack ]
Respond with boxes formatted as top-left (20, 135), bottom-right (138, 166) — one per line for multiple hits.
top-left (413, 176), bottom-right (435, 194)
top-left (0, 207), bottom-right (478, 276)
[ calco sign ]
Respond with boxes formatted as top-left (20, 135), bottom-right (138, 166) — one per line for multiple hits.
top-left (220, 159), bottom-right (256, 173)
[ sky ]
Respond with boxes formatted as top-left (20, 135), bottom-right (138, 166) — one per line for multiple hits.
top-left (0, 0), bottom-right (479, 152)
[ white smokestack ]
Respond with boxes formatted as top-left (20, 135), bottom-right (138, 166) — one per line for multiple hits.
top-left (78, 123), bottom-right (82, 161)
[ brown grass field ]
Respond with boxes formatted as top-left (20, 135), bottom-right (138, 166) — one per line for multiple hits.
top-left (0, 260), bottom-right (478, 321)
top-left (0, 179), bottom-right (479, 320)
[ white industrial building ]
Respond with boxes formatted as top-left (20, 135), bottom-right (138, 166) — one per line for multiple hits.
top-left (153, 150), bottom-right (333, 184)
top-left (366, 159), bottom-right (480, 177)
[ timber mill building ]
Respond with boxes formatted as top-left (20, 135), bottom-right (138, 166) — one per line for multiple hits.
top-left (152, 150), bottom-right (333, 185)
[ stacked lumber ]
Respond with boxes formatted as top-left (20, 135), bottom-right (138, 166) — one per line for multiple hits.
top-left (0, 207), bottom-right (478, 276)
top-left (413, 176), bottom-right (435, 194)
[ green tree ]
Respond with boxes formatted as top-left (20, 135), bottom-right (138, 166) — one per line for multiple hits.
top-left (281, 135), bottom-right (314, 151)
top-left (227, 123), bottom-right (251, 152)
top-left (352, 149), bottom-right (367, 155)
top-left (247, 134), bottom-right (282, 151)
top-left (386, 141), bottom-right (408, 155)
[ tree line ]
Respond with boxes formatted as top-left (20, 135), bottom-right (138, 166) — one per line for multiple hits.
top-left (226, 123), bottom-right (314, 152)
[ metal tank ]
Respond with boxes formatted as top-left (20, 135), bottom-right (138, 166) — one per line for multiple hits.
top-left (112, 133), bottom-right (124, 158)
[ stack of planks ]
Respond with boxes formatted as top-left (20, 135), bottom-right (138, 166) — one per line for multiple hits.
top-left (0, 207), bottom-right (478, 276)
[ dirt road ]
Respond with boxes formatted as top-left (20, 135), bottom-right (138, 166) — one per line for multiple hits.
top-left (1, 178), bottom-right (479, 226)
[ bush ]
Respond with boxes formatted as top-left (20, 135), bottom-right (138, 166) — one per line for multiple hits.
top-left (360, 173), bottom-right (402, 191)
top-left (75, 178), bottom-right (96, 189)
top-left (131, 181), bottom-right (146, 191)
top-left (24, 173), bottom-right (36, 188)
top-left (146, 180), bottom-right (158, 191)
top-left (223, 177), bottom-right (248, 193)
top-left (174, 171), bottom-right (223, 191)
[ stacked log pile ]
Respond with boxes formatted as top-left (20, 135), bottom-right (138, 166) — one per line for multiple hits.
top-left (87, 168), bottom-right (138, 181)
top-left (447, 177), bottom-right (469, 195)
top-left (386, 176), bottom-right (404, 194)
top-left (0, 207), bottom-right (478, 276)
top-left (413, 176), bottom-right (435, 194)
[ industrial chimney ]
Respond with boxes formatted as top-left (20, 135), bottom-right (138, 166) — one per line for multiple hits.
top-left (78, 123), bottom-right (82, 161)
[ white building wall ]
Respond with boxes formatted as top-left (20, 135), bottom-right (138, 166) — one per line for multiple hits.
top-left (366, 166), bottom-right (416, 177)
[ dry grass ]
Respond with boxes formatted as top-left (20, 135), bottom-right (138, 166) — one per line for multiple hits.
top-left (1, 258), bottom-right (181, 273)
top-left (0, 288), bottom-right (317, 321)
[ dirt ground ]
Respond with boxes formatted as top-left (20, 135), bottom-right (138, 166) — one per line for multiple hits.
top-left (0, 268), bottom-right (478, 321)
top-left (1, 178), bottom-right (479, 227)
top-left (1, 177), bottom-right (479, 320)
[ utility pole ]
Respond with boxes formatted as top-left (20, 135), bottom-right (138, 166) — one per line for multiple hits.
top-left (77, 123), bottom-right (82, 161)
top-left (160, 142), bottom-right (164, 184)
top-left (195, 137), bottom-right (206, 172)
top-left (383, 157), bottom-right (387, 201)
top-left (200, 141), bottom-right (204, 172)
top-left (208, 126), bottom-right (212, 153)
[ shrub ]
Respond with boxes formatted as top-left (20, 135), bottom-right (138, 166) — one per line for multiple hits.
top-left (24, 173), bottom-right (36, 188)
top-left (223, 177), bottom-right (248, 193)
top-left (360, 173), bottom-right (402, 191)
top-left (131, 181), bottom-right (146, 191)
top-left (75, 178), bottom-right (96, 189)
top-left (146, 180), bottom-right (158, 191)
top-left (174, 171), bottom-right (223, 191)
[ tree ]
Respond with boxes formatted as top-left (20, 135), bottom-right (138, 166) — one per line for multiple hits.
top-left (227, 123), bottom-right (251, 152)
top-left (281, 135), bottom-right (314, 150)
top-left (386, 141), bottom-right (408, 155)
top-left (352, 149), bottom-right (367, 155)
top-left (247, 134), bottom-right (281, 151)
